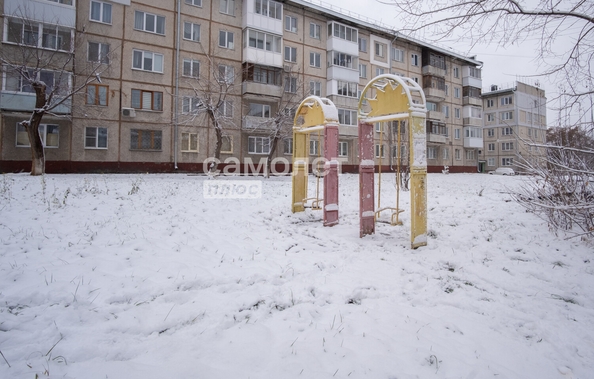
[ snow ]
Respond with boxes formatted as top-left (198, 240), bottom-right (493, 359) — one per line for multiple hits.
top-left (1, 172), bottom-right (593, 379)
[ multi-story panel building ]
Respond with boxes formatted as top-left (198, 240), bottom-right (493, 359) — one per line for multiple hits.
top-left (481, 81), bottom-right (547, 173)
top-left (0, 0), bottom-right (485, 174)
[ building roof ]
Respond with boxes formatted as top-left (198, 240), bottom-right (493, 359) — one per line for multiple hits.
top-left (288, 0), bottom-right (483, 67)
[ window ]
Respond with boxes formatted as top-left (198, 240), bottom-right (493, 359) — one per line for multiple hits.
top-left (284, 76), bottom-right (297, 93)
top-left (16, 124), bottom-right (59, 148)
top-left (338, 109), bottom-right (357, 126)
top-left (488, 143), bottom-right (495, 151)
top-left (309, 81), bottom-right (321, 96)
top-left (90, 1), bottom-right (112, 24)
top-left (376, 68), bottom-right (385, 76)
top-left (4, 69), bottom-right (69, 94)
top-left (221, 135), bottom-right (233, 153)
top-left (501, 96), bottom-right (513, 105)
top-left (337, 81), bottom-right (357, 97)
top-left (442, 148), bottom-right (449, 159)
top-left (465, 127), bottom-right (482, 138)
top-left (488, 158), bottom-right (495, 166)
top-left (181, 132), bottom-right (199, 152)
top-left (454, 87), bottom-right (461, 98)
top-left (310, 52), bottom-right (321, 68)
top-left (453, 67), bottom-right (459, 78)
top-left (249, 103), bottom-right (271, 118)
top-left (218, 65), bottom-right (235, 84)
top-left (182, 97), bottom-right (203, 113)
top-left (183, 22), bottom-right (200, 41)
top-left (284, 138), bottom-right (293, 155)
top-left (130, 129), bottom-right (162, 150)
top-left (469, 67), bottom-right (481, 78)
top-left (411, 53), bottom-right (419, 66)
top-left (487, 128), bottom-right (495, 137)
top-left (285, 16), bottom-right (297, 32)
top-left (359, 64), bottom-right (367, 78)
top-left (339, 142), bottom-right (348, 157)
top-left (502, 142), bottom-right (514, 151)
top-left (7, 19), bottom-right (72, 51)
top-left (391, 47), bottom-right (404, 62)
top-left (486, 99), bottom-right (494, 108)
top-left (246, 29), bottom-right (282, 53)
top-left (332, 52), bottom-right (356, 69)
top-left (375, 144), bottom-right (385, 158)
top-left (310, 23), bottom-right (321, 39)
top-left (243, 64), bottom-right (281, 85)
top-left (502, 127), bottom-right (513, 135)
top-left (466, 150), bottom-right (475, 160)
top-left (310, 140), bottom-right (319, 155)
top-left (134, 11), bottom-right (165, 35)
top-left (86, 84), bottom-right (108, 106)
top-left (85, 127), bottom-right (108, 149)
top-left (486, 113), bottom-right (495, 122)
top-left (329, 22), bottom-right (358, 42)
top-left (47, 0), bottom-right (73, 4)
top-left (284, 46), bottom-right (297, 63)
top-left (464, 87), bottom-right (481, 98)
top-left (454, 129), bottom-right (460, 139)
top-left (219, 0), bottom-right (234, 15)
top-left (455, 149), bottom-right (461, 160)
top-left (219, 30), bottom-right (234, 49)
top-left (442, 105), bottom-right (450, 118)
top-left (427, 147), bottom-right (437, 159)
top-left (501, 111), bottom-right (513, 120)
top-left (426, 102), bottom-right (438, 112)
top-left (454, 108), bottom-right (460, 119)
top-left (255, 0), bottom-right (282, 20)
top-left (502, 157), bottom-right (514, 166)
top-left (88, 42), bottom-right (109, 63)
top-left (183, 59), bottom-right (200, 77)
top-left (132, 50), bottom-right (164, 73)
top-left (185, 0), bottom-right (202, 6)
top-left (358, 37), bottom-right (367, 52)
top-left (375, 42), bottom-right (384, 57)
top-left (217, 100), bottom-right (233, 117)
top-left (131, 89), bottom-right (163, 111)
top-left (248, 136), bottom-right (270, 154)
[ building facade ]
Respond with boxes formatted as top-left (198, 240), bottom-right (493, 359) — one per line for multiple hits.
top-left (481, 81), bottom-right (547, 173)
top-left (1, 0), bottom-right (485, 174)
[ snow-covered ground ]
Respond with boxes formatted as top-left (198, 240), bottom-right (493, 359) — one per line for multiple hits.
top-left (0, 172), bottom-right (593, 379)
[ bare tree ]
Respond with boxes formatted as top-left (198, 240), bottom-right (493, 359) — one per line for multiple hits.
top-left (242, 66), bottom-right (305, 177)
top-left (387, 0), bottom-right (594, 236)
top-left (386, 0), bottom-right (594, 125)
top-left (1, 11), bottom-right (105, 175)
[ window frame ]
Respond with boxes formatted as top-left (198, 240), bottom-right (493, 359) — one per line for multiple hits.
top-left (219, 0), bottom-right (234, 15)
top-left (185, 0), bottom-right (203, 6)
top-left (284, 46), bottom-right (297, 63)
top-left (183, 21), bottom-right (201, 42)
top-left (16, 123), bottom-right (59, 148)
top-left (310, 52), bottom-right (321, 68)
top-left (86, 84), bottom-right (109, 106)
top-left (85, 126), bottom-right (108, 149)
top-left (310, 23), bottom-right (321, 39)
top-left (88, 41), bottom-right (110, 64)
top-left (130, 129), bottom-right (162, 151)
top-left (339, 141), bottom-right (348, 157)
top-left (131, 89), bottom-right (163, 111)
top-left (248, 136), bottom-right (271, 155)
top-left (90, 1), bottom-right (112, 24)
top-left (309, 81), bottom-right (321, 96)
top-left (132, 50), bottom-right (164, 73)
top-left (134, 11), bottom-right (165, 35)
top-left (181, 132), bottom-right (199, 152)
top-left (285, 15), bottom-right (297, 33)
top-left (183, 59), bottom-right (200, 78)
top-left (219, 30), bottom-right (234, 49)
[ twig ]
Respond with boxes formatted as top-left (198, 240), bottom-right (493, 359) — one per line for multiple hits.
top-left (164, 304), bottom-right (175, 321)
top-left (0, 350), bottom-right (11, 367)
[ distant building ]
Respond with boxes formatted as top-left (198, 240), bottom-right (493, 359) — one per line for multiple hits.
top-left (481, 81), bottom-right (547, 173)
top-left (1, 0), bottom-right (486, 173)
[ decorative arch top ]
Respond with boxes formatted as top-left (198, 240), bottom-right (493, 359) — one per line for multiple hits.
top-left (293, 96), bottom-right (339, 131)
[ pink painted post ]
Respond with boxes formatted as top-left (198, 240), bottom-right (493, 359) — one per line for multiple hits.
top-left (323, 123), bottom-right (339, 226)
top-left (359, 121), bottom-right (375, 237)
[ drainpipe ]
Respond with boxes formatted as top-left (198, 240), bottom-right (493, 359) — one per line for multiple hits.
top-left (173, 0), bottom-right (181, 170)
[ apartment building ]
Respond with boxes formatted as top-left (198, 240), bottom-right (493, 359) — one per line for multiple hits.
top-left (0, 0), bottom-right (484, 173)
top-left (481, 81), bottom-right (547, 173)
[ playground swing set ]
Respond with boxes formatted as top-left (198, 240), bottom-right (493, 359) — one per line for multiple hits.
top-left (291, 74), bottom-right (428, 249)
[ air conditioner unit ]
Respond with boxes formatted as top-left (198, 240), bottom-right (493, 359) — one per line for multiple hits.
top-left (284, 65), bottom-right (292, 72)
top-left (122, 107), bottom-right (136, 117)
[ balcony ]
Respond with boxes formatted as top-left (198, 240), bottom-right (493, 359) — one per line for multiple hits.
top-left (423, 87), bottom-right (446, 102)
top-left (463, 126), bottom-right (483, 148)
top-left (462, 76), bottom-right (482, 89)
top-left (327, 65), bottom-right (359, 83)
top-left (428, 133), bottom-right (447, 144)
top-left (427, 110), bottom-right (445, 122)
top-left (242, 81), bottom-right (283, 98)
top-left (243, 116), bottom-right (275, 131)
top-left (463, 96), bottom-right (482, 106)
top-left (0, 92), bottom-right (71, 114)
top-left (463, 117), bottom-right (482, 127)
top-left (422, 65), bottom-right (446, 78)
top-left (339, 125), bottom-right (358, 137)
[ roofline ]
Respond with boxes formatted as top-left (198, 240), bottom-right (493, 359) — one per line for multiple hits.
top-left (287, 0), bottom-right (483, 67)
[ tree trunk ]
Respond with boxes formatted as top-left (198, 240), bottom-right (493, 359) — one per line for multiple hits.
top-left (208, 111), bottom-right (223, 174)
top-left (28, 83), bottom-right (48, 176)
top-left (266, 135), bottom-right (280, 178)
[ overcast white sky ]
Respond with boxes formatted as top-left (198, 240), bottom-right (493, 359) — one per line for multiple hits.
top-left (312, 0), bottom-right (567, 125)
